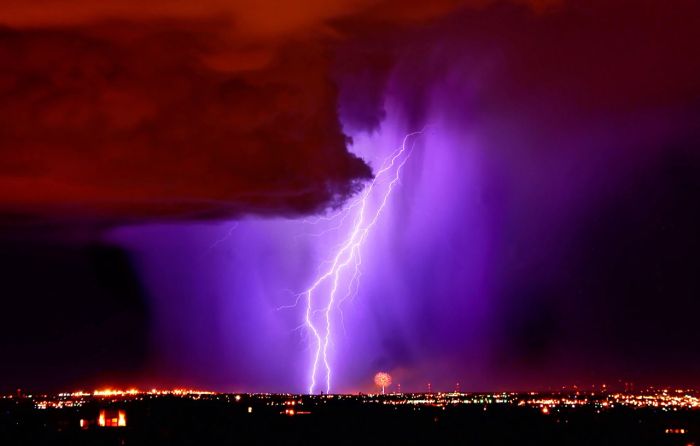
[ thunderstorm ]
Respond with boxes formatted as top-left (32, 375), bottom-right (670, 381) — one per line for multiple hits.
top-left (298, 131), bottom-right (424, 394)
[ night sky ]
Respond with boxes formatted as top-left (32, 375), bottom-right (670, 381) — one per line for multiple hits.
top-left (1, 0), bottom-right (699, 394)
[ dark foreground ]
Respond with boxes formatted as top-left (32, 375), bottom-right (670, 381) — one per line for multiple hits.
top-left (2, 395), bottom-right (699, 445)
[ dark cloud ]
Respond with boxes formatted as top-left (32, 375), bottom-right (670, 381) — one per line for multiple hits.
top-left (0, 21), bottom-right (373, 224)
top-left (0, 0), bottom-right (560, 226)
top-left (335, 0), bottom-right (700, 131)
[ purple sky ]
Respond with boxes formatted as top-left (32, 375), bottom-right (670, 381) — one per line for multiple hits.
top-left (1, 0), bottom-right (699, 393)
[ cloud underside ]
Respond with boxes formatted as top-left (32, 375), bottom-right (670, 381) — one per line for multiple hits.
top-left (0, 21), bottom-right (375, 224)
top-left (0, 0), bottom-right (698, 224)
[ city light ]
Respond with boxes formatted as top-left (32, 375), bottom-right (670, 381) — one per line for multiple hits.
top-left (20, 386), bottom-right (700, 412)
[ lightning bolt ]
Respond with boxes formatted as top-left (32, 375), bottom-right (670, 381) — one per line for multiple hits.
top-left (299, 131), bottom-right (423, 394)
top-left (201, 222), bottom-right (239, 257)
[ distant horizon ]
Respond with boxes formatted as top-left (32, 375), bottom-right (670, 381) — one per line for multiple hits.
top-left (7, 382), bottom-right (700, 397)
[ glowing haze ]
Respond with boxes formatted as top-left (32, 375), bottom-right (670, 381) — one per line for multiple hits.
top-left (107, 0), bottom-right (700, 392)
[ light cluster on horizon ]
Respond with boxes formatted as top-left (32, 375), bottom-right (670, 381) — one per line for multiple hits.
top-left (11, 387), bottom-right (700, 412)
top-left (18, 388), bottom-right (214, 410)
top-left (375, 389), bottom-right (700, 411)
